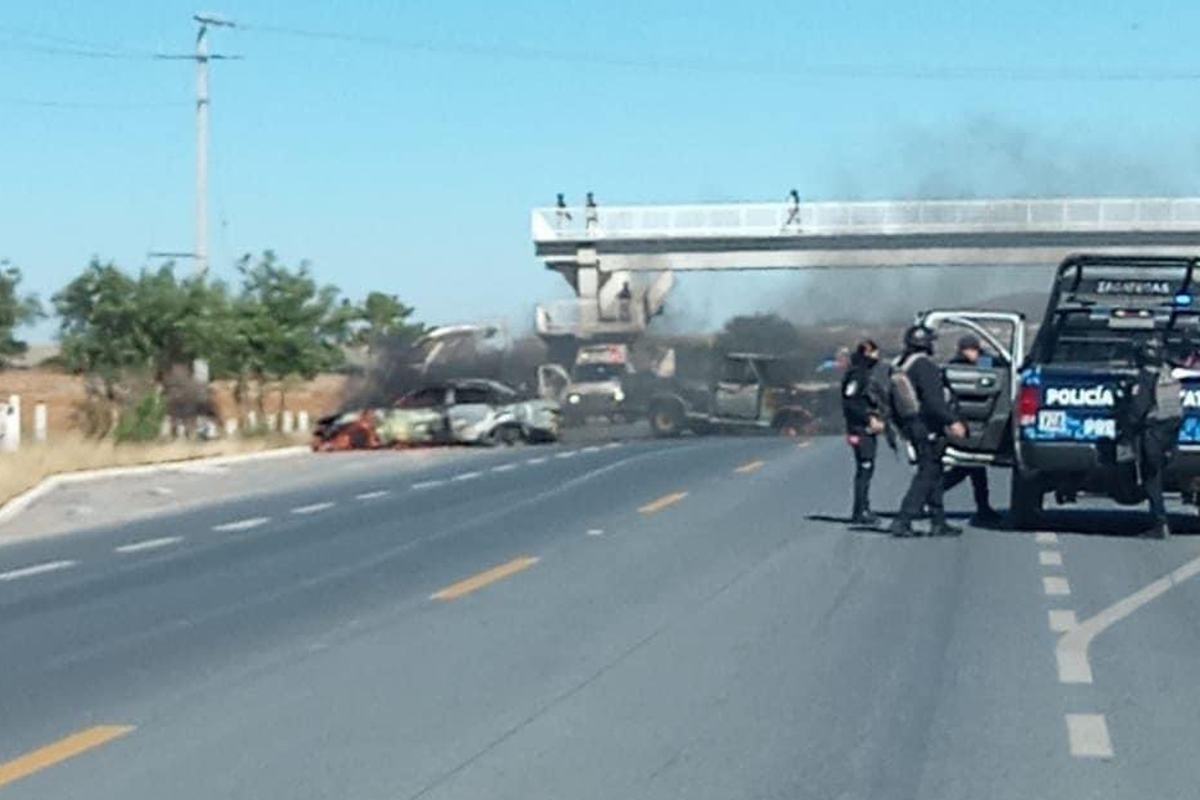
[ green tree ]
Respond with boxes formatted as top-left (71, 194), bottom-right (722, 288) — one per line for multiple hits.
top-left (351, 291), bottom-right (426, 356)
top-left (0, 262), bottom-right (44, 367)
top-left (229, 251), bottom-right (352, 410)
top-left (54, 259), bottom-right (232, 391)
top-left (714, 313), bottom-right (803, 357)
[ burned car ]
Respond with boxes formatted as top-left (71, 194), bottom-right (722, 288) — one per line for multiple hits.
top-left (314, 379), bottom-right (560, 450)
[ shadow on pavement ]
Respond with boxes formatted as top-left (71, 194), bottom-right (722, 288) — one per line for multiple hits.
top-left (1006, 507), bottom-right (1200, 537)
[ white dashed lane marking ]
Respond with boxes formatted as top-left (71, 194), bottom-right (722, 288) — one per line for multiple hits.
top-left (1048, 609), bottom-right (1078, 633)
top-left (291, 502), bottom-right (335, 515)
top-left (411, 480), bottom-right (445, 490)
top-left (451, 471), bottom-right (481, 482)
top-left (213, 517), bottom-right (270, 532)
top-left (526, 457), bottom-right (548, 465)
top-left (1043, 576), bottom-right (1071, 596)
top-left (0, 560), bottom-right (77, 582)
top-left (1035, 532), bottom-right (1059, 544)
top-left (355, 490), bottom-right (389, 500)
top-left (554, 451), bottom-right (578, 459)
top-left (1039, 550), bottom-right (1064, 567)
top-left (115, 536), bottom-right (183, 554)
top-left (1066, 714), bottom-right (1114, 759)
top-left (581, 445), bottom-right (601, 453)
top-left (491, 463), bottom-right (518, 473)
top-left (586, 529), bottom-right (604, 536)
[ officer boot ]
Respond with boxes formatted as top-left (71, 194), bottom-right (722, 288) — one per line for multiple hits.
top-left (888, 517), bottom-right (918, 538)
top-left (1143, 519), bottom-right (1170, 540)
top-left (928, 512), bottom-right (963, 538)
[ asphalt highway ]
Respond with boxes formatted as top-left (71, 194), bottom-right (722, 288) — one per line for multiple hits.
top-left (2, 434), bottom-right (1200, 798)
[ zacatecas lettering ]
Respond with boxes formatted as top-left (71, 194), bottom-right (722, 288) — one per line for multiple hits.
top-left (1184, 389), bottom-right (1200, 409)
top-left (1045, 386), bottom-right (1115, 408)
top-left (1095, 279), bottom-right (1172, 296)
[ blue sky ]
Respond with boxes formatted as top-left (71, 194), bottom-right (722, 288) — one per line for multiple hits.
top-left (4, 0), bottom-right (1200, 340)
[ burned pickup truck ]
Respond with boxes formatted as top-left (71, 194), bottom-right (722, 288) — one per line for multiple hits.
top-left (314, 379), bottom-right (560, 450)
top-left (916, 255), bottom-right (1200, 530)
top-left (646, 353), bottom-right (822, 437)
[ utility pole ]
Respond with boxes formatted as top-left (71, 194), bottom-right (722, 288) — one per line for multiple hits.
top-left (158, 13), bottom-right (238, 277)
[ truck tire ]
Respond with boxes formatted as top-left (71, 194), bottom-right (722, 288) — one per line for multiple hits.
top-left (1009, 467), bottom-right (1043, 531)
top-left (649, 401), bottom-right (686, 438)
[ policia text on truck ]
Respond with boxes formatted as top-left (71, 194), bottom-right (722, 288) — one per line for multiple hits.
top-left (913, 255), bottom-right (1200, 537)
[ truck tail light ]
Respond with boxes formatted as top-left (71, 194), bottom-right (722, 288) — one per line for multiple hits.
top-left (1017, 384), bottom-right (1040, 427)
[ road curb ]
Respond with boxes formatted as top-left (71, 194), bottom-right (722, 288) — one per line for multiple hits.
top-left (0, 446), bottom-right (310, 526)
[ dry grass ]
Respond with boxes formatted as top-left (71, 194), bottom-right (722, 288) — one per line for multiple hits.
top-left (0, 435), bottom-right (307, 507)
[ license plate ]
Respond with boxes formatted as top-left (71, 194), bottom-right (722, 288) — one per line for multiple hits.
top-left (1082, 417), bottom-right (1116, 439)
top-left (1037, 410), bottom-right (1067, 433)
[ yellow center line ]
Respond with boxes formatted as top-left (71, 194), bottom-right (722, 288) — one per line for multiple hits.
top-left (734, 460), bottom-right (766, 474)
top-left (431, 556), bottom-right (540, 601)
top-left (639, 491), bottom-right (689, 515)
top-left (0, 725), bottom-right (135, 790)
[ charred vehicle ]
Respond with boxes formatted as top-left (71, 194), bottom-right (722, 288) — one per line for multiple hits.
top-left (646, 353), bottom-right (818, 437)
top-left (539, 344), bottom-right (636, 425)
top-left (314, 379), bottom-right (560, 450)
top-left (918, 255), bottom-right (1200, 530)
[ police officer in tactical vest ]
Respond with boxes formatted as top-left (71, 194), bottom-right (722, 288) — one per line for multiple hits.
top-left (889, 325), bottom-right (968, 538)
top-left (842, 339), bottom-right (889, 524)
top-left (941, 334), bottom-right (1003, 526)
top-left (1126, 336), bottom-right (1183, 539)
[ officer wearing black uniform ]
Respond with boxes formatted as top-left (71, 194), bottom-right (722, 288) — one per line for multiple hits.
top-left (941, 334), bottom-right (1003, 526)
top-left (1127, 337), bottom-right (1182, 539)
top-left (842, 339), bottom-right (887, 524)
top-left (889, 326), bottom-right (968, 538)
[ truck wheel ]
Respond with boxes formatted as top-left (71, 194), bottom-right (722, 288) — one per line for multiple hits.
top-left (1009, 467), bottom-right (1043, 531)
top-left (650, 402), bottom-right (685, 438)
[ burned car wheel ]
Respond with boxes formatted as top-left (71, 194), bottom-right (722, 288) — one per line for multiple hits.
top-left (650, 401), bottom-right (685, 437)
top-left (488, 425), bottom-right (524, 447)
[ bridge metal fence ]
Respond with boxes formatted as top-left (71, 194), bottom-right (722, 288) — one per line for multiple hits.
top-left (533, 198), bottom-right (1200, 242)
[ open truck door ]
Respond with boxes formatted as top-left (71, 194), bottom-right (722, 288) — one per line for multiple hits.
top-left (917, 310), bottom-right (1026, 466)
top-left (536, 364), bottom-right (570, 402)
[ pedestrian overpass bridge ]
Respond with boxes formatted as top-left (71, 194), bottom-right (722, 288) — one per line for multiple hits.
top-left (530, 196), bottom-right (1200, 341)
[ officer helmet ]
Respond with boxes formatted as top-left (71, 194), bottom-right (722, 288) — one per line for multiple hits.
top-left (1135, 336), bottom-right (1164, 367)
top-left (903, 325), bottom-right (937, 353)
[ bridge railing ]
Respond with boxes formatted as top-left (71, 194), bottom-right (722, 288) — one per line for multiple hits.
top-left (532, 197), bottom-right (1200, 242)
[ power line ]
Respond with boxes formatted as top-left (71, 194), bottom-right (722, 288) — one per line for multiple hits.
top-left (242, 22), bottom-right (1200, 83)
top-left (0, 37), bottom-right (158, 60)
top-left (0, 96), bottom-right (188, 109)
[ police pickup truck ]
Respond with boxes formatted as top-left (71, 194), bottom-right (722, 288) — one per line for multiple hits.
top-left (915, 255), bottom-right (1200, 530)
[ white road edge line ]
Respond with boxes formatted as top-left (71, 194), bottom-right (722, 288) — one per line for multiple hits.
top-left (0, 560), bottom-right (77, 581)
top-left (291, 502), bottom-right (335, 515)
top-left (355, 490), bottom-right (389, 500)
top-left (1066, 713), bottom-right (1114, 759)
top-left (411, 480), bottom-right (445, 490)
top-left (1048, 609), bottom-right (1078, 633)
top-left (115, 536), bottom-right (183, 554)
top-left (1056, 551), bottom-right (1200, 685)
top-left (1035, 532), bottom-right (1059, 544)
top-left (491, 463), bottom-right (518, 473)
top-left (1039, 550), bottom-right (1064, 567)
top-left (213, 517), bottom-right (270, 532)
top-left (1043, 576), bottom-right (1071, 597)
